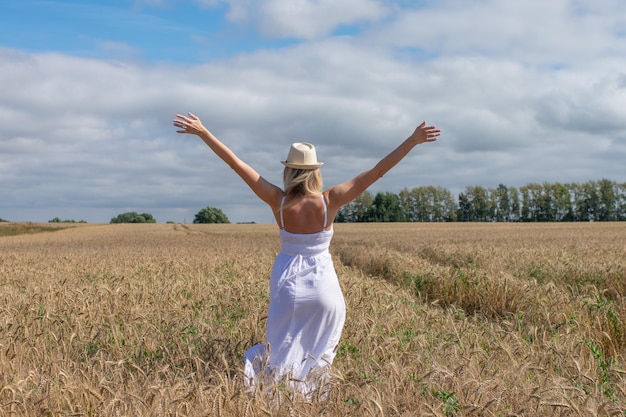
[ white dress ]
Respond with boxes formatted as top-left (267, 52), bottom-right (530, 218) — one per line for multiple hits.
top-left (244, 195), bottom-right (346, 397)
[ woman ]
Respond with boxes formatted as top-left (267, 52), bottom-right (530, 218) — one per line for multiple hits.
top-left (173, 113), bottom-right (441, 398)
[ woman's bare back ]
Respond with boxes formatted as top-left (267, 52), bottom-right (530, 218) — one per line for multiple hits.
top-left (276, 193), bottom-right (334, 234)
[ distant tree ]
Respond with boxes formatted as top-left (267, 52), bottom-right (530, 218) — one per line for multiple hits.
top-left (597, 178), bottom-right (619, 221)
top-left (49, 217), bottom-right (77, 223)
top-left (457, 192), bottom-right (471, 222)
top-left (336, 191), bottom-right (373, 222)
top-left (194, 206), bottom-right (230, 224)
top-left (402, 186), bottom-right (456, 222)
top-left (366, 192), bottom-right (405, 222)
top-left (352, 191), bottom-right (374, 222)
top-left (458, 185), bottom-right (491, 221)
top-left (519, 183), bottom-right (544, 221)
top-left (399, 188), bottom-right (417, 221)
top-left (110, 212), bottom-right (156, 224)
top-left (508, 186), bottom-right (521, 222)
top-left (494, 184), bottom-right (511, 222)
top-left (574, 181), bottom-right (599, 222)
top-left (546, 182), bottom-right (573, 221)
top-left (433, 186), bottom-right (457, 222)
top-left (335, 205), bottom-right (350, 223)
top-left (0, 218), bottom-right (8, 222)
top-left (617, 182), bottom-right (626, 221)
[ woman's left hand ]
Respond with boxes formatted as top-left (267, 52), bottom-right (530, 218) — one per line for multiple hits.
top-left (173, 112), bottom-right (206, 135)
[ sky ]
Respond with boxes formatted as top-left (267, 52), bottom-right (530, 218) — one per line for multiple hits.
top-left (1, 0), bottom-right (625, 224)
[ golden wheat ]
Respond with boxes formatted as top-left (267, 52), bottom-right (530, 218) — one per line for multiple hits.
top-left (0, 222), bottom-right (624, 416)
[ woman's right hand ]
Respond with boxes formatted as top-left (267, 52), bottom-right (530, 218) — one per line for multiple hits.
top-left (410, 121), bottom-right (441, 144)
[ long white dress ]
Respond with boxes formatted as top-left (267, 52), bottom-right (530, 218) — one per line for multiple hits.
top-left (244, 195), bottom-right (346, 398)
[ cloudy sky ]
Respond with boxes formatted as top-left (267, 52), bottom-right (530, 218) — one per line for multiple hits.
top-left (1, 0), bottom-right (625, 224)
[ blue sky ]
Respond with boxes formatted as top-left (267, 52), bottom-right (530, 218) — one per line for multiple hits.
top-left (1, 0), bottom-right (626, 223)
top-left (1, 0), bottom-right (282, 61)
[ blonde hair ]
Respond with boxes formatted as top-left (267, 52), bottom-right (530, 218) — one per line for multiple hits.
top-left (283, 167), bottom-right (323, 203)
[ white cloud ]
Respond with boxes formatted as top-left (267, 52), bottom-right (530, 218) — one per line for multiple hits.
top-left (535, 70), bottom-right (626, 134)
top-left (367, 0), bottom-right (626, 64)
top-left (216, 0), bottom-right (389, 39)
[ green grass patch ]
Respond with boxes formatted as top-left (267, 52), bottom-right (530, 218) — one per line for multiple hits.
top-left (0, 222), bottom-right (74, 237)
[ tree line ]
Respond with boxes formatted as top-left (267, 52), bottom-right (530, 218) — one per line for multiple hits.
top-left (3, 181), bottom-right (624, 224)
top-left (109, 207), bottom-right (230, 224)
top-left (336, 179), bottom-right (626, 223)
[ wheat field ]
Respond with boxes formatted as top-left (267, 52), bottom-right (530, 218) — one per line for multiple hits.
top-left (0, 222), bottom-right (624, 416)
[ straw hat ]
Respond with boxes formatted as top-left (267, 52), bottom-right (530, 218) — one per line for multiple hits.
top-left (281, 142), bottom-right (323, 169)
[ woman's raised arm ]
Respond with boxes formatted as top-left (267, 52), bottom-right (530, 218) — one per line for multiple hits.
top-left (174, 113), bottom-right (283, 207)
top-left (327, 122), bottom-right (440, 209)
